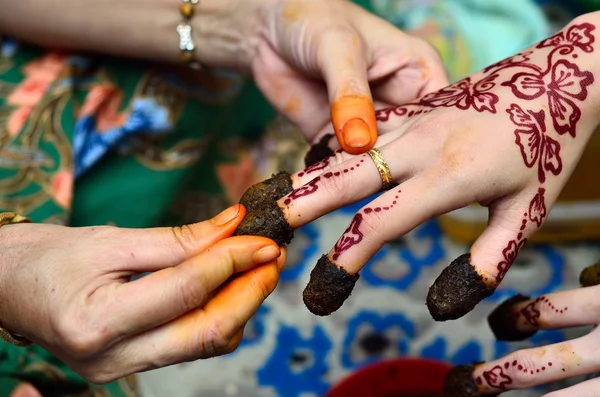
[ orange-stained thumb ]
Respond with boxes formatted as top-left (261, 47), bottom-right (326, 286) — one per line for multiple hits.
top-left (330, 96), bottom-right (377, 154)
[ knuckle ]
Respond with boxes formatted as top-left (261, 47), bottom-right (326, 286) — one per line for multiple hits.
top-left (360, 210), bottom-right (385, 237)
top-left (510, 351), bottom-right (538, 388)
top-left (319, 168), bottom-right (356, 202)
top-left (174, 272), bottom-right (208, 312)
top-left (54, 313), bottom-right (106, 359)
top-left (200, 321), bottom-right (233, 357)
top-left (169, 225), bottom-right (198, 255)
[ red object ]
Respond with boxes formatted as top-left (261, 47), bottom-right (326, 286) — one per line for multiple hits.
top-left (325, 358), bottom-right (452, 397)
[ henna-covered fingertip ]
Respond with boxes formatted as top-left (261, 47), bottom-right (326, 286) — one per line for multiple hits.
top-left (233, 171), bottom-right (295, 246)
top-left (488, 294), bottom-right (538, 341)
top-left (302, 254), bottom-right (359, 316)
top-left (304, 133), bottom-right (335, 167)
top-left (579, 260), bottom-right (600, 287)
top-left (427, 253), bottom-right (494, 321)
top-left (443, 363), bottom-right (489, 397)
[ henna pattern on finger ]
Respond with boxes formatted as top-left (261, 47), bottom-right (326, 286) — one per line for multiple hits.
top-left (496, 188), bottom-right (547, 283)
top-left (445, 357), bottom-right (556, 396)
top-left (489, 293), bottom-right (567, 342)
top-left (303, 190), bottom-right (402, 316)
top-left (428, 188), bottom-right (547, 320)
top-left (287, 160), bottom-right (367, 205)
top-left (488, 294), bottom-right (538, 341)
top-left (332, 213), bottom-right (364, 261)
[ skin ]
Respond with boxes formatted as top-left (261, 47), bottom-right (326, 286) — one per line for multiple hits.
top-left (0, 0), bottom-right (447, 388)
top-left (0, 0), bottom-right (448, 154)
top-left (460, 283), bottom-right (600, 396)
top-left (0, 205), bottom-right (286, 383)
top-left (272, 12), bottom-right (600, 321)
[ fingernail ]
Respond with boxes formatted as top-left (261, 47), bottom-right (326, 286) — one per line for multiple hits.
top-left (342, 118), bottom-right (371, 148)
top-left (212, 204), bottom-right (241, 226)
top-left (254, 245), bottom-right (280, 264)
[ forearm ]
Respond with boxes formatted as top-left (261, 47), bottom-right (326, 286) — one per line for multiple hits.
top-left (0, 0), bottom-right (267, 70)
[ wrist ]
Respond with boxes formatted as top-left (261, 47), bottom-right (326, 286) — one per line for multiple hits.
top-left (192, 0), bottom-right (278, 72)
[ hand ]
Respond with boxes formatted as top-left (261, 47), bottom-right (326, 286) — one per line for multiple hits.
top-left (441, 261), bottom-right (600, 397)
top-left (0, 204), bottom-right (285, 383)
top-left (200, 0), bottom-right (448, 154)
top-left (270, 13), bottom-right (600, 317)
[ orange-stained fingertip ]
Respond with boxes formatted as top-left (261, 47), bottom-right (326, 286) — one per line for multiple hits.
top-left (330, 95), bottom-right (377, 155)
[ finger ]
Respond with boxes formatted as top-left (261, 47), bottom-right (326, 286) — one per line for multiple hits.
top-left (252, 40), bottom-right (330, 141)
top-left (488, 287), bottom-right (600, 342)
top-left (370, 36), bottom-right (450, 105)
top-left (118, 255), bottom-right (285, 373)
top-left (103, 236), bottom-right (281, 338)
top-left (302, 176), bottom-right (461, 316)
top-left (444, 329), bottom-right (600, 396)
top-left (102, 204), bottom-right (245, 272)
top-left (318, 27), bottom-right (377, 154)
top-left (427, 188), bottom-right (551, 321)
top-left (543, 376), bottom-right (600, 397)
top-left (284, 140), bottom-right (422, 228)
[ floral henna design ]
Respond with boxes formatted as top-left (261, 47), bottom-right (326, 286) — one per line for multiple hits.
top-left (537, 22), bottom-right (596, 53)
top-left (503, 59), bottom-right (594, 137)
top-left (332, 190), bottom-right (401, 261)
top-left (475, 359), bottom-right (555, 392)
top-left (495, 188), bottom-right (548, 283)
top-left (507, 105), bottom-right (562, 183)
top-left (375, 73), bottom-right (500, 121)
top-left (420, 73), bottom-right (500, 113)
top-left (298, 157), bottom-right (330, 178)
top-left (529, 187), bottom-right (547, 227)
top-left (481, 365), bottom-right (513, 390)
top-left (520, 295), bottom-right (568, 327)
top-left (287, 160), bottom-right (367, 204)
top-left (332, 213), bottom-right (364, 261)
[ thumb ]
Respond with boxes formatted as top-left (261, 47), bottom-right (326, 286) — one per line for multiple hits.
top-left (319, 28), bottom-right (377, 155)
top-left (103, 204), bottom-right (246, 273)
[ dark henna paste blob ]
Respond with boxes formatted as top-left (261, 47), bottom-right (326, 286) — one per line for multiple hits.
top-left (302, 254), bottom-right (359, 316)
top-left (443, 363), bottom-right (492, 397)
top-left (579, 260), bottom-right (600, 287)
top-left (233, 171), bottom-right (294, 245)
top-left (488, 294), bottom-right (538, 341)
top-left (304, 133), bottom-right (334, 167)
top-left (427, 254), bottom-right (494, 321)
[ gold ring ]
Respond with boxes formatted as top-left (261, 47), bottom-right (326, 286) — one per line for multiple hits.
top-left (367, 148), bottom-right (394, 190)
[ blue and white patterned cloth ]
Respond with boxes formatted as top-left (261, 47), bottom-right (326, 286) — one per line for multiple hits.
top-left (138, 196), bottom-right (600, 396)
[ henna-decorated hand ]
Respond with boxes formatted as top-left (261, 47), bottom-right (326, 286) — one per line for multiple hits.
top-left (269, 13), bottom-right (600, 316)
top-left (441, 260), bottom-right (600, 396)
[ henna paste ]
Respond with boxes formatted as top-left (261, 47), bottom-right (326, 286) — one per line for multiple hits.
top-left (304, 133), bottom-right (334, 167)
top-left (443, 363), bottom-right (492, 397)
top-left (488, 294), bottom-right (538, 341)
top-left (427, 254), bottom-right (494, 321)
top-left (233, 171), bottom-right (294, 245)
top-left (302, 254), bottom-right (359, 316)
top-left (579, 260), bottom-right (600, 287)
